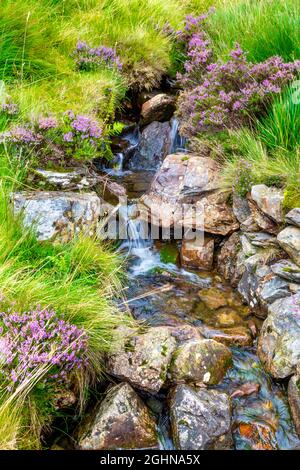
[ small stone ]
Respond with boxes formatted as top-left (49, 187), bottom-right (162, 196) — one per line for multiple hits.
top-left (169, 385), bottom-right (233, 450)
top-left (198, 324), bottom-right (253, 347)
top-left (78, 383), bottom-right (158, 450)
top-left (169, 339), bottom-right (232, 385)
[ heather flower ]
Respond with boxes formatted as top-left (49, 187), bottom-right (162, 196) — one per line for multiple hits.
top-left (63, 131), bottom-right (73, 142)
top-left (4, 126), bottom-right (38, 144)
top-left (73, 41), bottom-right (122, 71)
top-left (1, 103), bottom-right (19, 116)
top-left (0, 302), bottom-right (88, 390)
top-left (38, 116), bottom-right (58, 130)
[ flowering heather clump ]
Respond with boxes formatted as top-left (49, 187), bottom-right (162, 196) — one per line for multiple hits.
top-left (174, 15), bottom-right (300, 137)
top-left (1, 102), bottom-right (19, 116)
top-left (73, 41), bottom-right (122, 71)
top-left (1, 111), bottom-right (108, 162)
top-left (0, 302), bottom-right (88, 391)
top-left (2, 126), bottom-right (38, 144)
top-left (37, 116), bottom-right (58, 130)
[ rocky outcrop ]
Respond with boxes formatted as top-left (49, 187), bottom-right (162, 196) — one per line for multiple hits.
top-left (169, 339), bottom-right (232, 385)
top-left (128, 121), bottom-right (172, 170)
top-left (78, 383), bottom-right (158, 450)
top-left (13, 191), bottom-right (101, 242)
top-left (140, 93), bottom-right (176, 125)
top-left (106, 327), bottom-right (176, 393)
top-left (277, 226), bottom-right (300, 266)
top-left (140, 154), bottom-right (239, 236)
top-left (169, 385), bottom-right (233, 450)
top-left (258, 293), bottom-right (300, 378)
top-left (180, 235), bottom-right (214, 270)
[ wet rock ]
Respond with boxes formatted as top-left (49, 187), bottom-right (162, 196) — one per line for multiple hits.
top-left (106, 327), bottom-right (176, 393)
top-left (168, 324), bottom-right (203, 344)
top-left (180, 236), bottom-right (214, 270)
top-left (169, 339), bottom-right (232, 385)
top-left (258, 293), bottom-right (300, 378)
top-left (169, 385), bottom-right (233, 450)
top-left (198, 287), bottom-right (228, 309)
top-left (288, 375), bottom-right (300, 437)
top-left (271, 260), bottom-right (300, 283)
top-left (140, 93), bottom-right (176, 125)
top-left (140, 154), bottom-right (239, 236)
top-left (286, 208), bottom-right (300, 228)
top-left (13, 191), bottom-right (101, 242)
top-left (240, 234), bottom-right (257, 257)
top-left (251, 185), bottom-right (284, 223)
top-left (237, 422), bottom-right (277, 450)
top-left (216, 233), bottom-right (246, 287)
top-left (198, 325), bottom-right (253, 347)
top-left (277, 226), bottom-right (300, 266)
top-left (128, 121), bottom-right (171, 170)
top-left (78, 383), bottom-right (158, 450)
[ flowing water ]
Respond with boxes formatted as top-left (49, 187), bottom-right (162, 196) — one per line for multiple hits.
top-left (103, 120), bottom-right (300, 451)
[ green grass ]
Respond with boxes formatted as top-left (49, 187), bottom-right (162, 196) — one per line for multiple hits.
top-left (257, 84), bottom-right (300, 153)
top-left (206, 0), bottom-right (300, 63)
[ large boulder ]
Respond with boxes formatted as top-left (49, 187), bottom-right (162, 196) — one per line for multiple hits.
top-left (258, 293), bottom-right (300, 378)
top-left (13, 191), bottom-right (101, 242)
top-left (106, 327), bottom-right (176, 393)
top-left (140, 93), bottom-right (176, 125)
top-left (277, 226), bottom-right (300, 266)
top-left (78, 383), bottom-right (158, 450)
top-left (286, 208), bottom-right (300, 227)
top-left (180, 235), bottom-right (214, 270)
top-left (140, 154), bottom-right (239, 236)
top-left (169, 339), bottom-right (232, 385)
top-left (128, 121), bottom-right (172, 170)
top-left (250, 185), bottom-right (284, 224)
top-left (288, 373), bottom-right (300, 437)
top-left (169, 385), bottom-right (233, 450)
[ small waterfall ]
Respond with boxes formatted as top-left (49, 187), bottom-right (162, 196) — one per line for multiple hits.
top-left (169, 117), bottom-right (187, 154)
